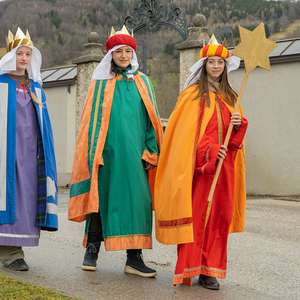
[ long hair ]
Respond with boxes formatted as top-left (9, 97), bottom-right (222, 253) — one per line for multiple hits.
top-left (110, 59), bottom-right (118, 77)
top-left (25, 69), bottom-right (43, 106)
top-left (192, 58), bottom-right (238, 107)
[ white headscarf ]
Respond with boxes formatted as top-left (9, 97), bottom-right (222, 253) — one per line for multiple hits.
top-left (92, 45), bottom-right (139, 80)
top-left (183, 55), bottom-right (240, 90)
top-left (0, 45), bottom-right (42, 85)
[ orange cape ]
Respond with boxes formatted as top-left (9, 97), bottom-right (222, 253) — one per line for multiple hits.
top-left (154, 86), bottom-right (246, 245)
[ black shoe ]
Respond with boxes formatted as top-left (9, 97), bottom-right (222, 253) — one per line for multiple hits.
top-left (8, 259), bottom-right (29, 271)
top-left (198, 274), bottom-right (220, 290)
top-left (82, 232), bottom-right (101, 271)
top-left (124, 249), bottom-right (157, 278)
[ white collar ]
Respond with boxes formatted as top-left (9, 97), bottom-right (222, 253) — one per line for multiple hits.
top-left (0, 45), bottom-right (42, 85)
top-left (92, 45), bottom-right (139, 80)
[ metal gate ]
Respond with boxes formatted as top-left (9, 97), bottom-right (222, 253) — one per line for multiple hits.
top-left (122, 0), bottom-right (191, 73)
top-left (215, 26), bottom-right (234, 47)
top-left (136, 39), bottom-right (147, 74)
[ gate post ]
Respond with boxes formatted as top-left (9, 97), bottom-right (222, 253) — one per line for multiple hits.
top-left (175, 14), bottom-right (210, 93)
top-left (72, 32), bottom-right (104, 137)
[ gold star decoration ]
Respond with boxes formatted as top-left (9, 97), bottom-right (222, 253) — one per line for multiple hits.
top-left (206, 23), bottom-right (277, 213)
top-left (231, 23), bottom-right (278, 73)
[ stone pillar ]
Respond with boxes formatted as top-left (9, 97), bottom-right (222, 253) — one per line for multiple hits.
top-left (72, 32), bottom-right (104, 137)
top-left (175, 14), bottom-right (210, 93)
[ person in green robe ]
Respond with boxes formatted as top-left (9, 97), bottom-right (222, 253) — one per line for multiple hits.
top-left (68, 26), bottom-right (163, 278)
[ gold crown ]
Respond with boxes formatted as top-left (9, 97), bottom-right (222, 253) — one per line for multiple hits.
top-left (109, 25), bottom-right (133, 38)
top-left (207, 34), bottom-right (219, 45)
top-left (204, 34), bottom-right (227, 47)
top-left (6, 27), bottom-right (33, 53)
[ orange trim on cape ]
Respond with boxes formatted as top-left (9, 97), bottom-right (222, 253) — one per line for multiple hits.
top-left (158, 217), bottom-right (193, 228)
top-left (68, 80), bottom-right (97, 222)
top-left (142, 149), bottom-right (159, 166)
top-left (104, 235), bottom-right (152, 251)
top-left (154, 86), bottom-right (246, 245)
top-left (135, 74), bottom-right (163, 149)
top-left (82, 234), bottom-right (152, 251)
top-left (69, 73), bottom-right (162, 223)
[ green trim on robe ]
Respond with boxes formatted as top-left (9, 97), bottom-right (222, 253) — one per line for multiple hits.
top-left (88, 80), bottom-right (107, 173)
top-left (70, 179), bottom-right (91, 198)
top-left (140, 74), bottom-right (160, 120)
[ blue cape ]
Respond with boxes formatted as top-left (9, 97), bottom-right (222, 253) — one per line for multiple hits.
top-left (0, 73), bottom-right (58, 231)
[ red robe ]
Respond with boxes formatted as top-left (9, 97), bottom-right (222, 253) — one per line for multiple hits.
top-left (174, 94), bottom-right (248, 285)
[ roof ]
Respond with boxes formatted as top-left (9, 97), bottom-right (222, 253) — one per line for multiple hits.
top-left (229, 37), bottom-right (300, 68)
top-left (41, 65), bottom-right (77, 88)
top-left (268, 37), bottom-right (300, 64)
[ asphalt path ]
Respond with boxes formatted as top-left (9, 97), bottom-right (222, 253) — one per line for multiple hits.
top-left (1, 188), bottom-right (299, 300)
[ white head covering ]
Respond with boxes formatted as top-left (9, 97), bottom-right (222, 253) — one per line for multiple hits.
top-left (92, 44), bottom-right (139, 80)
top-left (0, 28), bottom-right (42, 85)
top-left (183, 55), bottom-right (240, 91)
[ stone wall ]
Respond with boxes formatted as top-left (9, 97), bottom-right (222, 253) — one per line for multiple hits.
top-left (175, 14), bottom-right (210, 92)
top-left (72, 32), bottom-right (104, 137)
top-left (75, 61), bottom-right (100, 137)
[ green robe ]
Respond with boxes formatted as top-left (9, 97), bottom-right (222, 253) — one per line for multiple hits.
top-left (85, 80), bottom-right (158, 250)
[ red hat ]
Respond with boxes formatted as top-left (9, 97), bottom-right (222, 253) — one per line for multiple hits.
top-left (105, 34), bottom-right (137, 52)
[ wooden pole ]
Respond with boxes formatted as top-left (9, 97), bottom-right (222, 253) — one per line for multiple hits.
top-left (205, 54), bottom-right (254, 226)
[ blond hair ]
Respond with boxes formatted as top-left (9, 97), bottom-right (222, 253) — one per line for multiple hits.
top-left (25, 69), bottom-right (43, 106)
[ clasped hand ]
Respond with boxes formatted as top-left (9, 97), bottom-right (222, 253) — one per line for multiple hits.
top-left (144, 161), bottom-right (155, 170)
top-left (231, 113), bottom-right (242, 129)
top-left (217, 113), bottom-right (242, 160)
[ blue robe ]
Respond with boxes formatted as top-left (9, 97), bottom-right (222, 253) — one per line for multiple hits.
top-left (0, 73), bottom-right (58, 231)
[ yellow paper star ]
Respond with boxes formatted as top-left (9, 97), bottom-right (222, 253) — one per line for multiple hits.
top-left (231, 23), bottom-right (278, 73)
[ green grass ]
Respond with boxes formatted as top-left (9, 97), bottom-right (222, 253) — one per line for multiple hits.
top-left (0, 272), bottom-right (80, 300)
top-left (270, 19), bottom-right (300, 39)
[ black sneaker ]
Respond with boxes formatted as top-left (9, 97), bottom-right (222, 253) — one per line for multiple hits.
top-left (8, 259), bottom-right (29, 271)
top-left (82, 232), bottom-right (101, 271)
top-left (124, 249), bottom-right (157, 278)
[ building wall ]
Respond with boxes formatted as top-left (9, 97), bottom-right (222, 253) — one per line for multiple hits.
top-left (229, 61), bottom-right (300, 195)
top-left (43, 84), bottom-right (77, 186)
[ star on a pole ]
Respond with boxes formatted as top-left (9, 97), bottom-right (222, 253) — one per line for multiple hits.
top-left (231, 23), bottom-right (278, 73)
top-left (206, 23), bottom-right (277, 215)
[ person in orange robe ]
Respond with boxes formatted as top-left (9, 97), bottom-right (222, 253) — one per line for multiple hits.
top-left (154, 38), bottom-right (248, 290)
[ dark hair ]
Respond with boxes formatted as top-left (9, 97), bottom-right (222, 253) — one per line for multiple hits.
top-left (110, 60), bottom-right (118, 77)
top-left (191, 58), bottom-right (237, 107)
top-left (110, 59), bottom-right (132, 77)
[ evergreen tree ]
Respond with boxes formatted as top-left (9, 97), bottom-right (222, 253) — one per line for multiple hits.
top-left (264, 23), bottom-right (270, 38)
top-left (57, 32), bottom-right (64, 46)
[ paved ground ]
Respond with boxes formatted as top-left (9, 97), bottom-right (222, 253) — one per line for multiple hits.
top-left (1, 188), bottom-right (299, 300)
